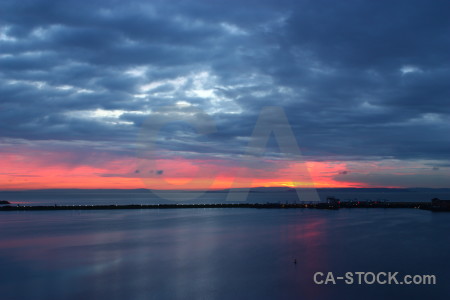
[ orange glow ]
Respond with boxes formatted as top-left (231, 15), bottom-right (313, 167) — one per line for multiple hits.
top-left (0, 149), bottom-right (371, 190)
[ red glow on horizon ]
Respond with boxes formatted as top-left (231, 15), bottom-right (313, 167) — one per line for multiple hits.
top-left (0, 149), bottom-right (396, 190)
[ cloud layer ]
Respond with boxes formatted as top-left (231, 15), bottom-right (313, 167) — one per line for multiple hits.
top-left (1, 0), bottom-right (450, 188)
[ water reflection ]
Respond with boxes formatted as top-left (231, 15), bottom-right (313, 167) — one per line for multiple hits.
top-left (0, 209), bottom-right (449, 300)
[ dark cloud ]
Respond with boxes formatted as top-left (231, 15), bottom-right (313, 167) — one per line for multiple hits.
top-left (1, 0), bottom-right (450, 171)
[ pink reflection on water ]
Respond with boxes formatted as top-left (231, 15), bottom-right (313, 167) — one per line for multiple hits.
top-left (282, 216), bottom-right (329, 266)
top-left (0, 230), bottom-right (128, 269)
top-left (279, 213), bottom-right (330, 299)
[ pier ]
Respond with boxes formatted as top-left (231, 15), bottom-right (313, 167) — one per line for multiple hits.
top-left (1, 200), bottom-right (448, 211)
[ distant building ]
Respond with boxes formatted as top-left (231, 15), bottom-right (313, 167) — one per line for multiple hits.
top-left (431, 198), bottom-right (450, 210)
top-left (326, 196), bottom-right (340, 208)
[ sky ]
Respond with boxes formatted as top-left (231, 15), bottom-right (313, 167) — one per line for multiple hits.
top-left (1, 0), bottom-right (450, 190)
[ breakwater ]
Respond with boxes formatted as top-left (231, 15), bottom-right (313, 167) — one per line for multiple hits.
top-left (1, 201), bottom-right (445, 211)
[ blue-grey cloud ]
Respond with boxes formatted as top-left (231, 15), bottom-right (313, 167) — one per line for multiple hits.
top-left (1, 0), bottom-right (450, 167)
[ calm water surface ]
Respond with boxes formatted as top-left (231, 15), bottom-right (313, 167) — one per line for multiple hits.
top-left (0, 208), bottom-right (449, 300)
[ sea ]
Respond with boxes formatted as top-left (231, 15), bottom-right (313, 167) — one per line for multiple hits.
top-left (0, 189), bottom-right (449, 300)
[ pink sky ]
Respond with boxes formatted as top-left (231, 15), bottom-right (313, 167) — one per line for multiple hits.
top-left (0, 147), bottom-right (409, 190)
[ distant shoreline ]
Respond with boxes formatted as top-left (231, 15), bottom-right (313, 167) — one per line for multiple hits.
top-left (1, 201), bottom-right (447, 211)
